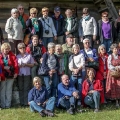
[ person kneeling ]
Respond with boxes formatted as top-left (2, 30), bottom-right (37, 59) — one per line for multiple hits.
top-left (28, 77), bottom-right (55, 117)
top-left (57, 74), bottom-right (80, 115)
top-left (82, 68), bottom-right (104, 113)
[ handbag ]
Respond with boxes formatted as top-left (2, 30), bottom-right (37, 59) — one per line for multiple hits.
top-left (4, 66), bottom-right (14, 78)
top-left (110, 70), bottom-right (120, 78)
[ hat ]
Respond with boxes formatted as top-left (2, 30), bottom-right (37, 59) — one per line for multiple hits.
top-left (11, 8), bottom-right (18, 14)
top-left (83, 38), bottom-right (90, 43)
top-left (66, 34), bottom-right (73, 38)
top-left (54, 6), bottom-right (61, 12)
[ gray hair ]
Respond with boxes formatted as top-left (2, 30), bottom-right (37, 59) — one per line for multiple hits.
top-left (72, 44), bottom-right (80, 53)
top-left (98, 44), bottom-right (106, 54)
top-left (11, 8), bottom-right (18, 14)
top-left (47, 42), bottom-right (55, 49)
top-left (110, 43), bottom-right (118, 51)
top-left (83, 38), bottom-right (90, 43)
top-left (17, 43), bottom-right (25, 49)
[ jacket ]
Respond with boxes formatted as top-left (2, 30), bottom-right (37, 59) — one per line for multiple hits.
top-left (63, 16), bottom-right (79, 38)
top-left (5, 16), bottom-right (23, 40)
top-left (82, 79), bottom-right (104, 105)
top-left (52, 15), bottom-right (64, 36)
top-left (96, 53), bottom-right (108, 80)
top-left (97, 19), bottom-right (117, 43)
top-left (0, 51), bottom-right (19, 81)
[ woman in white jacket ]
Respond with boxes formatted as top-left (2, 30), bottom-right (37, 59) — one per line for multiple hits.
top-left (5, 8), bottom-right (23, 54)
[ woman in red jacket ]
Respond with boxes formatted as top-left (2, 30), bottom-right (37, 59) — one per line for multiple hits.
top-left (96, 44), bottom-right (108, 102)
top-left (0, 43), bottom-right (19, 108)
top-left (82, 68), bottom-right (104, 113)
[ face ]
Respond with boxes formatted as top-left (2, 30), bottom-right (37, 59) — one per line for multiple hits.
top-left (55, 47), bottom-right (62, 54)
top-left (49, 47), bottom-right (55, 54)
top-left (88, 70), bottom-right (95, 79)
top-left (113, 47), bottom-right (118, 55)
top-left (102, 14), bottom-right (108, 21)
top-left (32, 37), bottom-right (38, 46)
top-left (62, 75), bottom-right (69, 86)
top-left (73, 46), bottom-right (79, 54)
top-left (18, 46), bottom-right (26, 54)
top-left (118, 43), bottom-right (120, 48)
top-left (30, 12), bottom-right (37, 18)
top-left (18, 6), bottom-right (24, 15)
top-left (42, 10), bottom-right (49, 17)
top-left (83, 12), bottom-right (89, 17)
top-left (66, 37), bottom-right (74, 46)
top-left (100, 47), bottom-right (106, 54)
top-left (12, 12), bottom-right (19, 18)
top-left (84, 40), bottom-right (90, 49)
top-left (34, 80), bottom-right (41, 89)
top-left (3, 48), bottom-right (10, 54)
top-left (54, 11), bottom-right (60, 18)
top-left (65, 10), bottom-right (72, 18)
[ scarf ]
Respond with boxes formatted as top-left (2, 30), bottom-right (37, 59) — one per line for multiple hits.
top-left (83, 15), bottom-right (91, 21)
top-left (31, 18), bottom-right (39, 34)
top-left (19, 15), bottom-right (25, 29)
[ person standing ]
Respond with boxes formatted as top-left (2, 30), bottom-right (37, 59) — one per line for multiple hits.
top-left (52, 6), bottom-right (64, 44)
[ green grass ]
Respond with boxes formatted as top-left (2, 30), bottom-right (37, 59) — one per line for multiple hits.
top-left (0, 104), bottom-right (120, 120)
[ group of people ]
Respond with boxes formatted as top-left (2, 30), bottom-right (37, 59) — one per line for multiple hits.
top-left (0, 3), bottom-right (120, 117)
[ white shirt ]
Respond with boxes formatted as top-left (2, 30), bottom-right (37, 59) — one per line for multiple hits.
top-left (67, 18), bottom-right (71, 32)
top-left (84, 48), bottom-right (94, 59)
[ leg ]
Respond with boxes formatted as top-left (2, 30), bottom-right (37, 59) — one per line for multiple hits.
top-left (107, 39), bottom-right (112, 54)
top-left (45, 97), bottom-right (55, 112)
top-left (42, 37), bottom-right (47, 48)
top-left (31, 65), bottom-right (38, 80)
top-left (70, 75), bottom-right (77, 88)
top-left (24, 75), bottom-right (31, 105)
top-left (69, 96), bottom-right (76, 108)
top-left (29, 101), bottom-right (44, 112)
top-left (77, 77), bottom-right (83, 99)
top-left (5, 79), bottom-right (14, 108)
top-left (57, 36), bottom-right (64, 45)
top-left (8, 39), bottom-right (15, 54)
top-left (0, 81), bottom-right (6, 108)
top-left (47, 37), bottom-right (53, 44)
top-left (82, 70), bottom-right (86, 82)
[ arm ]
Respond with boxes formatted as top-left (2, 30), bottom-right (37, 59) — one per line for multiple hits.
top-left (93, 49), bottom-right (98, 61)
top-left (69, 55), bottom-right (74, 71)
top-left (54, 55), bottom-right (59, 71)
top-left (25, 54), bottom-right (34, 67)
top-left (78, 53), bottom-right (85, 69)
top-left (108, 55), bottom-right (115, 70)
top-left (38, 20), bottom-right (43, 39)
top-left (94, 80), bottom-right (103, 92)
top-left (28, 89), bottom-right (34, 104)
top-left (92, 17), bottom-right (97, 36)
top-left (51, 18), bottom-right (57, 36)
top-left (79, 19), bottom-right (83, 37)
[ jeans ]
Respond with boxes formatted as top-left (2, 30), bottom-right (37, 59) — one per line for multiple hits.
top-left (84, 91), bottom-right (100, 109)
top-left (31, 65), bottom-right (39, 79)
top-left (59, 96), bottom-right (76, 110)
top-left (102, 39), bottom-right (112, 54)
top-left (70, 75), bottom-right (83, 98)
top-left (29, 97), bottom-right (55, 112)
top-left (42, 37), bottom-right (53, 48)
top-left (54, 35), bottom-right (64, 45)
top-left (18, 75), bottom-right (31, 106)
top-left (0, 79), bottom-right (14, 108)
top-left (44, 72), bottom-right (58, 97)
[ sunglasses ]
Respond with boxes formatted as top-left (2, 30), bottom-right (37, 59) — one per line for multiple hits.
top-left (31, 13), bottom-right (36, 14)
top-left (19, 8), bottom-right (24, 10)
top-left (19, 47), bottom-right (25, 49)
top-left (85, 42), bottom-right (90, 44)
top-left (100, 48), bottom-right (105, 50)
top-left (103, 16), bottom-right (108, 17)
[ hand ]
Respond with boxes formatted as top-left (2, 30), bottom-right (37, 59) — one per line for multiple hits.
top-left (73, 91), bottom-right (79, 98)
top-left (93, 35), bottom-right (96, 41)
top-left (4, 66), bottom-right (10, 70)
top-left (39, 39), bottom-right (42, 44)
top-left (40, 58), bottom-right (43, 63)
top-left (49, 70), bottom-right (53, 76)
top-left (80, 37), bottom-right (83, 42)
top-left (115, 66), bottom-right (120, 71)
top-left (73, 69), bottom-right (78, 74)
top-left (37, 103), bottom-right (41, 106)
top-left (54, 36), bottom-right (57, 40)
top-left (65, 31), bottom-right (70, 35)
top-left (51, 69), bottom-right (56, 73)
top-left (34, 62), bottom-right (38, 65)
top-left (89, 90), bottom-right (95, 94)
top-left (88, 58), bottom-right (94, 62)
top-left (103, 72), bottom-right (106, 79)
top-left (96, 40), bottom-right (99, 44)
top-left (14, 73), bottom-right (17, 79)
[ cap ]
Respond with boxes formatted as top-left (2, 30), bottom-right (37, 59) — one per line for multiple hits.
top-left (54, 6), bottom-right (61, 12)
top-left (66, 34), bottom-right (73, 38)
top-left (83, 38), bottom-right (90, 43)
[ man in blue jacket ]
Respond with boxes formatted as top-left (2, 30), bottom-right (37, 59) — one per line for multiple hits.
top-left (57, 74), bottom-right (80, 115)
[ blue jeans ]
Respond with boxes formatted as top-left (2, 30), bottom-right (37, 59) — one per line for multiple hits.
top-left (42, 37), bottom-right (53, 48)
top-left (59, 96), bottom-right (76, 110)
top-left (102, 39), bottom-right (112, 54)
top-left (0, 79), bottom-right (14, 108)
top-left (70, 75), bottom-right (83, 99)
top-left (44, 72), bottom-right (58, 97)
top-left (84, 91), bottom-right (100, 109)
top-left (29, 97), bottom-right (55, 112)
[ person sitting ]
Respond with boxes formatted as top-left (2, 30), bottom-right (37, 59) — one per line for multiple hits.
top-left (26, 35), bottom-right (46, 79)
top-left (28, 77), bottom-right (55, 117)
top-left (82, 68), bottom-right (104, 113)
top-left (57, 74), bottom-right (80, 115)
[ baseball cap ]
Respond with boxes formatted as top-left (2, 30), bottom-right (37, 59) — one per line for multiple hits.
top-left (54, 6), bottom-right (61, 12)
top-left (66, 34), bottom-right (73, 38)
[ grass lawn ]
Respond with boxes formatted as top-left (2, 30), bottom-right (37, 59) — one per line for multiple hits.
top-left (0, 103), bottom-right (120, 120)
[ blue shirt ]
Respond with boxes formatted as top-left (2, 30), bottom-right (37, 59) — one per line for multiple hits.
top-left (28, 86), bottom-right (49, 104)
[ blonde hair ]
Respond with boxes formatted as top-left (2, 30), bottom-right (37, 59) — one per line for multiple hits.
top-left (30, 8), bottom-right (38, 14)
top-left (42, 7), bottom-right (49, 13)
top-left (1, 43), bottom-right (11, 52)
top-left (55, 44), bottom-right (62, 49)
top-left (98, 44), bottom-right (106, 54)
top-left (72, 44), bottom-right (80, 53)
top-left (33, 77), bottom-right (42, 85)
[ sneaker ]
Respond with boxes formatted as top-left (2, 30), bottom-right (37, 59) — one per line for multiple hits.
top-left (39, 111), bottom-right (46, 117)
top-left (43, 110), bottom-right (54, 117)
top-left (94, 109), bottom-right (99, 113)
top-left (67, 107), bottom-right (74, 115)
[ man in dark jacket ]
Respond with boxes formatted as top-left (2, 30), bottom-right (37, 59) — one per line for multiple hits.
top-left (52, 6), bottom-right (64, 44)
top-left (63, 9), bottom-right (79, 44)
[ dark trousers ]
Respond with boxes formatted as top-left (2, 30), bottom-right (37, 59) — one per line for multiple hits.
top-left (18, 75), bottom-right (31, 106)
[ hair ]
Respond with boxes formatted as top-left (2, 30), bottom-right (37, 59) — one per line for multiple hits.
top-left (72, 44), bottom-right (80, 53)
top-left (1, 43), bottom-right (11, 52)
top-left (82, 8), bottom-right (89, 14)
top-left (110, 43), bottom-right (118, 51)
top-left (42, 7), bottom-right (49, 13)
top-left (83, 38), bottom-right (90, 44)
top-left (98, 44), bottom-right (106, 54)
top-left (65, 9), bottom-right (72, 14)
top-left (87, 68), bottom-right (96, 78)
top-left (101, 11), bottom-right (108, 17)
top-left (31, 35), bottom-right (39, 40)
top-left (33, 76), bottom-right (42, 85)
top-left (30, 8), bottom-right (38, 14)
top-left (61, 74), bottom-right (69, 80)
top-left (48, 42), bottom-right (55, 49)
top-left (17, 43), bottom-right (25, 49)
top-left (17, 4), bottom-right (23, 9)
top-left (11, 8), bottom-right (18, 14)
top-left (55, 44), bottom-right (62, 49)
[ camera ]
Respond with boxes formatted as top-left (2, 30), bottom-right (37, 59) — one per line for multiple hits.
top-left (45, 30), bottom-right (49, 34)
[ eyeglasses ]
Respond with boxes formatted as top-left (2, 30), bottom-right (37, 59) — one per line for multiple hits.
top-left (19, 8), bottom-right (24, 10)
top-left (102, 16), bottom-right (108, 18)
top-left (85, 42), bottom-right (90, 44)
top-left (83, 13), bottom-right (88, 15)
top-left (100, 48), bottom-right (105, 50)
top-left (19, 47), bottom-right (25, 49)
top-left (31, 13), bottom-right (36, 15)
top-left (43, 11), bottom-right (48, 12)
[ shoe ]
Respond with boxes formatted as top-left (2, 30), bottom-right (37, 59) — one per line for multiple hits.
top-left (43, 110), bottom-right (54, 117)
top-left (67, 107), bottom-right (74, 115)
top-left (39, 111), bottom-right (46, 117)
top-left (76, 109), bottom-right (87, 113)
top-left (116, 104), bottom-right (119, 108)
top-left (94, 109), bottom-right (99, 113)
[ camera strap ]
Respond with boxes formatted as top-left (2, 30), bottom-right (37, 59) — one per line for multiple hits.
top-left (41, 17), bottom-right (51, 29)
